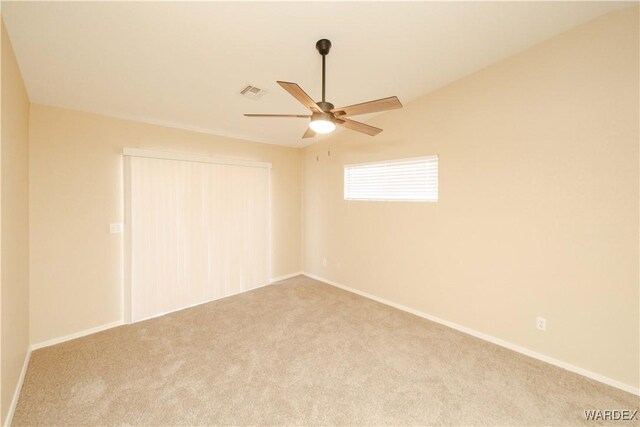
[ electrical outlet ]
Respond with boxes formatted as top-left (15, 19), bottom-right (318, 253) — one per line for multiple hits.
top-left (109, 223), bottom-right (124, 234)
top-left (322, 258), bottom-right (327, 267)
top-left (536, 316), bottom-right (546, 331)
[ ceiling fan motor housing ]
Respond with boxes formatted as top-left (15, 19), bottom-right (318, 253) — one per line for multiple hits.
top-left (316, 101), bottom-right (334, 112)
top-left (311, 111), bottom-right (335, 123)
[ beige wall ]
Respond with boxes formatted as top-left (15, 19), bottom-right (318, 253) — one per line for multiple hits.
top-left (29, 104), bottom-right (302, 345)
top-left (1, 19), bottom-right (30, 424)
top-left (303, 7), bottom-right (639, 389)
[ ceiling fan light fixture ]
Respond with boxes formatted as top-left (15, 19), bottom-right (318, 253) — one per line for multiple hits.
top-left (309, 112), bottom-right (336, 134)
top-left (309, 119), bottom-right (336, 134)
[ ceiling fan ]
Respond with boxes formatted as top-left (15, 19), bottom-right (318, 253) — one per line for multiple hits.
top-left (244, 39), bottom-right (402, 139)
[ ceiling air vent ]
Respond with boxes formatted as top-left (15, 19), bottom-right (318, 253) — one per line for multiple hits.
top-left (240, 85), bottom-right (266, 100)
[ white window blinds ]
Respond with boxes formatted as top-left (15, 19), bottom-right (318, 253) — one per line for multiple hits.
top-left (344, 155), bottom-right (438, 202)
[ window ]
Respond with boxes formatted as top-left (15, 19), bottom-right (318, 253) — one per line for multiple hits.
top-left (344, 155), bottom-right (438, 202)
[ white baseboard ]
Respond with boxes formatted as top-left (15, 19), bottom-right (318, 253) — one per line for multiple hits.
top-left (30, 320), bottom-right (125, 351)
top-left (3, 347), bottom-right (31, 427)
top-left (30, 274), bottom-right (303, 351)
top-left (133, 278), bottom-right (282, 323)
top-left (302, 272), bottom-right (639, 396)
top-left (29, 273), bottom-right (294, 350)
top-left (270, 271), bottom-right (303, 283)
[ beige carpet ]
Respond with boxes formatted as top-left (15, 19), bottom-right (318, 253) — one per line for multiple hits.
top-left (13, 275), bottom-right (639, 426)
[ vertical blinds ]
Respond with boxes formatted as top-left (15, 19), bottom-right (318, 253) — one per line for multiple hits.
top-left (128, 155), bottom-right (270, 322)
top-left (344, 155), bottom-right (438, 202)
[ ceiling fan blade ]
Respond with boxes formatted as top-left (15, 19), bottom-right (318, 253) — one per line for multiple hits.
top-left (336, 118), bottom-right (383, 136)
top-left (302, 128), bottom-right (315, 139)
top-left (332, 96), bottom-right (402, 117)
top-left (277, 81), bottom-right (321, 112)
top-left (244, 114), bottom-right (310, 118)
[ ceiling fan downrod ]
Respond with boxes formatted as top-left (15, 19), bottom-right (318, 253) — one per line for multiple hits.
top-left (316, 39), bottom-right (332, 111)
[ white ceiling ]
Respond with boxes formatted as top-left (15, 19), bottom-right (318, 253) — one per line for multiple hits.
top-left (2, 1), bottom-right (630, 147)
